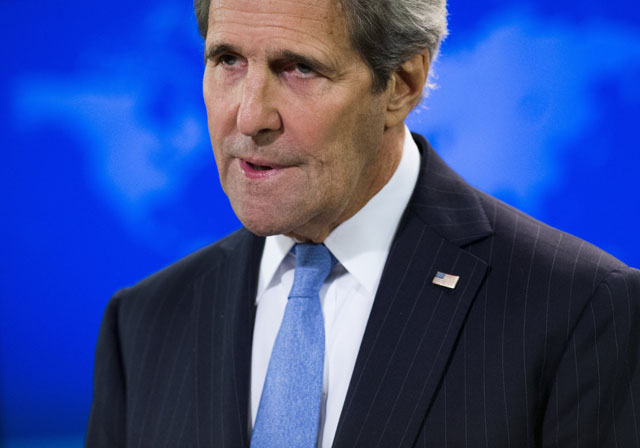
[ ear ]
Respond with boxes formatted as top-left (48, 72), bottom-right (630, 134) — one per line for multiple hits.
top-left (385, 49), bottom-right (430, 128)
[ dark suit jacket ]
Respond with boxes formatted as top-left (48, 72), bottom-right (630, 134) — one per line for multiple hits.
top-left (87, 135), bottom-right (640, 447)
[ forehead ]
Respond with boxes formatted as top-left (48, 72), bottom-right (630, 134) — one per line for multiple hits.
top-left (207, 0), bottom-right (351, 55)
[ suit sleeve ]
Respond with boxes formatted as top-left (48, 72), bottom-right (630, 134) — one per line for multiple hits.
top-left (542, 267), bottom-right (640, 447)
top-left (86, 292), bottom-right (127, 447)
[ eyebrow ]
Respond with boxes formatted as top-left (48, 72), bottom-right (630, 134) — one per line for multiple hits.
top-left (205, 43), bottom-right (239, 64)
top-left (273, 50), bottom-right (337, 77)
top-left (204, 43), bottom-right (337, 77)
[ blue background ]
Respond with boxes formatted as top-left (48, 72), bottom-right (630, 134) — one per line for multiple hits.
top-left (1, 0), bottom-right (639, 446)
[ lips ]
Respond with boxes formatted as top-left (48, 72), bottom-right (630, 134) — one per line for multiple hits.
top-left (240, 159), bottom-right (284, 179)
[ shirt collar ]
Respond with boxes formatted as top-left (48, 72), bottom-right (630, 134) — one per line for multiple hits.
top-left (257, 126), bottom-right (421, 298)
top-left (257, 232), bottom-right (295, 299)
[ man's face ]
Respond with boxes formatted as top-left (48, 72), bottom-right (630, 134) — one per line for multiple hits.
top-left (203, 0), bottom-right (397, 242)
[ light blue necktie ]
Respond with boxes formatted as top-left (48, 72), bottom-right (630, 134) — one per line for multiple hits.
top-left (251, 243), bottom-right (336, 447)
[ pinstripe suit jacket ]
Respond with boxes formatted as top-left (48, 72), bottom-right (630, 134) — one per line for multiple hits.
top-left (87, 134), bottom-right (640, 447)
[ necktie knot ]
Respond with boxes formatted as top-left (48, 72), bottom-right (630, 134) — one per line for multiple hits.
top-left (288, 243), bottom-right (336, 298)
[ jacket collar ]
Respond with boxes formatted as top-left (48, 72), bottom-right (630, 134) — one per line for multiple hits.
top-left (407, 133), bottom-right (493, 247)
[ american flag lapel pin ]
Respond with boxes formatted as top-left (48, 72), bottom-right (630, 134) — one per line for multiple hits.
top-left (432, 271), bottom-right (460, 289)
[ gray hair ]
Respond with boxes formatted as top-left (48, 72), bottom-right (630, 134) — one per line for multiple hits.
top-left (194, 0), bottom-right (448, 93)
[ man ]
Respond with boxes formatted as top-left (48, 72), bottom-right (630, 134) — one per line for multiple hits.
top-left (87, 0), bottom-right (640, 446)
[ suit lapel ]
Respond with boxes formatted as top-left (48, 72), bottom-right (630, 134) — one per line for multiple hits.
top-left (194, 230), bottom-right (264, 448)
top-left (333, 135), bottom-right (493, 447)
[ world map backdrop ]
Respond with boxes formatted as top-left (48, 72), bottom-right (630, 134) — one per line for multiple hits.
top-left (1, 0), bottom-right (639, 446)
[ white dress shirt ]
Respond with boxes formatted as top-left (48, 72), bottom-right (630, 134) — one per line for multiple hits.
top-left (250, 127), bottom-right (421, 447)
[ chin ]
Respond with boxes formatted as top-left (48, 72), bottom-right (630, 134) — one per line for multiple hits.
top-left (242, 223), bottom-right (280, 237)
top-left (236, 213), bottom-right (292, 237)
top-left (230, 197), bottom-right (307, 237)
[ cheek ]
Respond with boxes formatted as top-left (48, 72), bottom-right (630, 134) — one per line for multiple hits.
top-left (203, 72), bottom-right (239, 143)
top-left (282, 101), bottom-right (353, 162)
top-left (282, 97), bottom-right (373, 194)
top-left (203, 79), bottom-right (238, 183)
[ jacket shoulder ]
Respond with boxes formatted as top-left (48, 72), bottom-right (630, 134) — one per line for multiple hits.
top-left (474, 188), bottom-right (633, 289)
top-left (114, 228), bottom-right (259, 305)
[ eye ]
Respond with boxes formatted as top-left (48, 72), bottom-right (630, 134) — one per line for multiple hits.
top-left (219, 54), bottom-right (239, 66)
top-left (283, 62), bottom-right (316, 78)
top-left (295, 63), bottom-right (314, 75)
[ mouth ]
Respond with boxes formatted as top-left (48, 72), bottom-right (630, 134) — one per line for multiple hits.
top-left (239, 158), bottom-right (285, 179)
top-left (247, 161), bottom-right (273, 171)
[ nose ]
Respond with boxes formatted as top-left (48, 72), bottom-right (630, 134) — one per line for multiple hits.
top-left (236, 68), bottom-right (282, 137)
